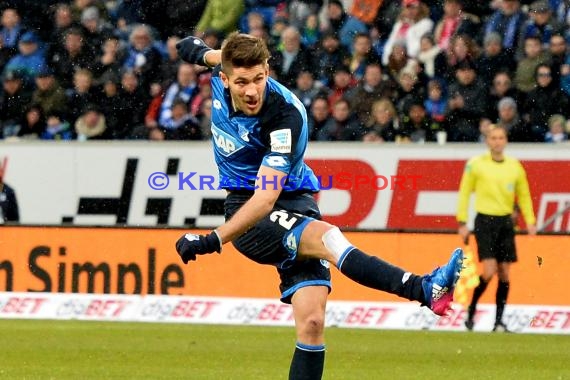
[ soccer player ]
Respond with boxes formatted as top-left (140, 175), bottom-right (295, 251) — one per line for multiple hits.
top-left (175, 33), bottom-right (463, 379)
top-left (457, 124), bottom-right (536, 332)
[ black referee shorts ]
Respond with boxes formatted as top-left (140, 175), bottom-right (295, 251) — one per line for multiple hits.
top-left (224, 191), bottom-right (331, 304)
top-left (473, 213), bottom-right (517, 263)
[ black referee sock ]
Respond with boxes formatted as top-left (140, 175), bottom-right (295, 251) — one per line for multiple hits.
top-left (495, 280), bottom-right (510, 324)
top-left (289, 343), bottom-right (325, 380)
top-left (338, 248), bottom-right (425, 303)
top-left (468, 276), bottom-right (489, 320)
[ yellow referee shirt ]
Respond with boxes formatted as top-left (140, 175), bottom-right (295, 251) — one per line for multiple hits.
top-left (456, 152), bottom-right (536, 225)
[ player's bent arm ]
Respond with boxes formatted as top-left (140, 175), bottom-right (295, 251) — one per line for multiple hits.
top-left (203, 50), bottom-right (221, 67)
top-left (215, 165), bottom-right (287, 244)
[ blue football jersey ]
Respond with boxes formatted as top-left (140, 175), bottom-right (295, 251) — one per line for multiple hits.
top-left (209, 67), bottom-right (319, 193)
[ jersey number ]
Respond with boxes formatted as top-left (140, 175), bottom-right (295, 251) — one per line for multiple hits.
top-left (270, 210), bottom-right (297, 230)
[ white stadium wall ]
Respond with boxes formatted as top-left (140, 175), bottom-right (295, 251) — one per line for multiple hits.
top-left (1, 141), bottom-right (569, 231)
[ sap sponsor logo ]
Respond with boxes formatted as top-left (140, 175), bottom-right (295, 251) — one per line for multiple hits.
top-left (211, 123), bottom-right (244, 156)
top-left (270, 129), bottom-right (292, 153)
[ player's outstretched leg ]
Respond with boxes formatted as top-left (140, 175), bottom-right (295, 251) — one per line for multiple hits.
top-left (323, 227), bottom-right (463, 316)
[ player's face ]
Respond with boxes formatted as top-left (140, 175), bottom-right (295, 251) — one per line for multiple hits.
top-left (221, 64), bottom-right (269, 116)
top-left (486, 128), bottom-right (508, 154)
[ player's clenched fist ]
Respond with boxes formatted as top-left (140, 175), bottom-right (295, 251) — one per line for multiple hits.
top-left (175, 231), bottom-right (222, 264)
top-left (176, 36), bottom-right (212, 65)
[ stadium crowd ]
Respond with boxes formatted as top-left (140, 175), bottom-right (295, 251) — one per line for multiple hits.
top-left (1, 0), bottom-right (570, 142)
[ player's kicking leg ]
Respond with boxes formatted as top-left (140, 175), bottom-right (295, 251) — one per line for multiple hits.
top-left (299, 224), bottom-right (464, 316)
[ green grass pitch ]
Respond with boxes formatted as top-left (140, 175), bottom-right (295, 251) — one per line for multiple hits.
top-left (1, 320), bottom-right (569, 379)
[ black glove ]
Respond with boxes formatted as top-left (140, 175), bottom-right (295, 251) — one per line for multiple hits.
top-left (176, 231), bottom-right (222, 264)
top-left (176, 36), bottom-right (212, 65)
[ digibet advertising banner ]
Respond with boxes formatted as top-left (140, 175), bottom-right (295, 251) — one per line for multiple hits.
top-left (1, 141), bottom-right (569, 231)
top-left (0, 228), bottom-right (568, 333)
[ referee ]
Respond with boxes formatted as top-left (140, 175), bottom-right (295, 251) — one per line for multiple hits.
top-left (457, 125), bottom-right (536, 332)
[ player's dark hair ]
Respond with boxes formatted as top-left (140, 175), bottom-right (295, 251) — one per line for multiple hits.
top-left (221, 32), bottom-right (270, 73)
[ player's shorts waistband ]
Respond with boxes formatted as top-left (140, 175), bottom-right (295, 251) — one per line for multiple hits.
top-left (226, 189), bottom-right (317, 198)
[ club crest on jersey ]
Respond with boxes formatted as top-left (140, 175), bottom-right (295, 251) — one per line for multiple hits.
top-left (270, 129), bottom-right (292, 153)
top-left (238, 123), bottom-right (250, 141)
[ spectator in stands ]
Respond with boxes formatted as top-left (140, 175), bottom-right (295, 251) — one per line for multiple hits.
top-left (496, 96), bottom-right (532, 142)
top-left (299, 13), bottom-right (320, 49)
top-left (433, 0), bottom-right (480, 51)
top-left (79, 6), bottom-right (114, 59)
top-left (401, 100), bottom-right (439, 142)
top-left (158, 35), bottom-right (182, 88)
top-left (522, 63), bottom-right (570, 141)
top-left (158, 62), bottom-right (198, 129)
top-left (270, 26), bottom-right (315, 89)
top-left (348, 32), bottom-right (381, 81)
top-left (288, 0), bottom-right (323, 29)
top-left (560, 38), bottom-right (570, 96)
top-left (70, 0), bottom-right (109, 25)
top-left (0, 160), bottom-right (19, 223)
top-left (323, 0), bottom-right (368, 51)
top-left (47, 3), bottom-right (79, 61)
top-left (547, 33), bottom-right (568, 86)
top-left (159, 98), bottom-right (202, 140)
top-left (348, 62), bottom-right (397, 127)
top-left (417, 33), bottom-right (445, 79)
top-left (382, 0), bottom-right (434, 66)
top-left (313, 31), bottom-right (350, 87)
top-left (486, 70), bottom-right (526, 123)
top-left (97, 70), bottom-right (121, 138)
top-left (195, 0), bottom-right (245, 38)
top-left (326, 65), bottom-right (356, 110)
top-left (4, 31), bottom-right (47, 89)
top-left (0, 69), bottom-right (31, 138)
top-left (514, 35), bottom-right (550, 93)
top-left (317, 97), bottom-right (364, 141)
top-left (66, 68), bottom-right (96, 125)
top-left (41, 111), bottom-right (73, 140)
top-left (92, 35), bottom-right (124, 81)
top-left (446, 58), bottom-right (486, 142)
top-left (476, 32), bottom-right (517, 87)
top-left (349, 0), bottom-right (384, 28)
top-left (197, 97), bottom-right (213, 140)
top-left (75, 103), bottom-right (108, 140)
top-left (424, 78), bottom-right (447, 125)
top-left (49, 27), bottom-right (94, 90)
top-left (394, 60), bottom-right (425, 117)
top-left (31, 66), bottom-right (67, 118)
top-left (17, 103), bottom-right (46, 139)
top-left (362, 97), bottom-right (401, 142)
top-left (516, 0), bottom-right (565, 60)
top-left (293, 70), bottom-right (321, 110)
top-left (544, 114), bottom-right (568, 142)
top-left (123, 24), bottom-right (163, 91)
top-left (385, 41), bottom-right (413, 81)
top-left (307, 96), bottom-right (332, 141)
top-left (483, 0), bottom-right (527, 55)
top-left (190, 73), bottom-right (212, 117)
top-left (0, 8), bottom-right (26, 70)
top-left (436, 33), bottom-right (480, 85)
top-left (116, 69), bottom-right (149, 139)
